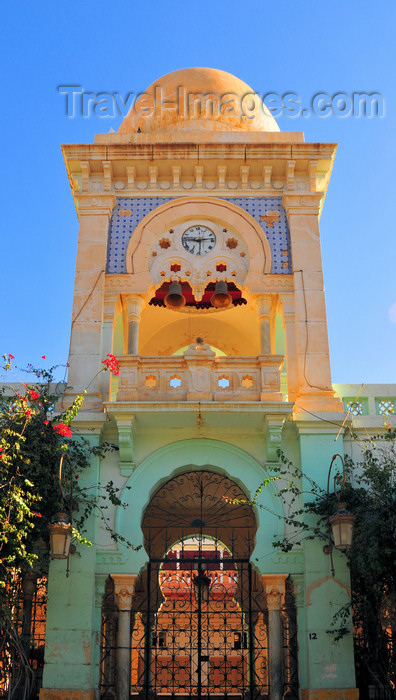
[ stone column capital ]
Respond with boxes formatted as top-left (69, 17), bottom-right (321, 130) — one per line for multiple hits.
top-left (75, 193), bottom-right (116, 218)
top-left (281, 192), bottom-right (323, 218)
top-left (278, 291), bottom-right (295, 318)
top-left (261, 574), bottom-right (288, 611)
top-left (22, 572), bottom-right (38, 600)
top-left (123, 294), bottom-right (145, 323)
top-left (111, 574), bottom-right (139, 611)
top-left (253, 293), bottom-right (273, 318)
top-left (103, 293), bottom-right (119, 323)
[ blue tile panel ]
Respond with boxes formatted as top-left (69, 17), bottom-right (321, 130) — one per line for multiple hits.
top-left (106, 196), bottom-right (292, 274)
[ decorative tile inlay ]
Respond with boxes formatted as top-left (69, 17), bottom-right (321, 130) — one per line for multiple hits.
top-left (223, 197), bottom-right (291, 274)
top-left (107, 197), bottom-right (173, 273)
top-left (106, 197), bottom-right (292, 274)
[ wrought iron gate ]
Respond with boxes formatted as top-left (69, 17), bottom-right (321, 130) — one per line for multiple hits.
top-left (132, 554), bottom-right (268, 699)
top-left (100, 553), bottom-right (299, 699)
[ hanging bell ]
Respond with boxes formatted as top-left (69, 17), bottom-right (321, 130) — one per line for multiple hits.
top-left (210, 280), bottom-right (232, 309)
top-left (164, 281), bottom-right (186, 309)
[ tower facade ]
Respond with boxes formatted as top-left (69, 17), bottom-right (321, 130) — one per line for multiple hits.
top-left (41, 69), bottom-right (358, 700)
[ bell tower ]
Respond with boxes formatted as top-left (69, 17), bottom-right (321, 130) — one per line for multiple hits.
top-left (62, 67), bottom-right (342, 416)
top-left (42, 69), bottom-right (358, 700)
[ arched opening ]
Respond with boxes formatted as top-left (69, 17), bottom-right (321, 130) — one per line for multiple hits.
top-left (138, 303), bottom-right (260, 357)
top-left (130, 471), bottom-right (268, 698)
top-left (99, 471), bottom-right (299, 699)
top-left (141, 470), bottom-right (257, 559)
top-left (130, 535), bottom-right (269, 698)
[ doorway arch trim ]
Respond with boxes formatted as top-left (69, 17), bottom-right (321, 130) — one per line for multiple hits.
top-left (116, 438), bottom-right (284, 571)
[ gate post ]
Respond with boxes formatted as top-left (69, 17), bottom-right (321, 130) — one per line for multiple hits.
top-left (261, 575), bottom-right (287, 700)
top-left (112, 574), bottom-right (138, 700)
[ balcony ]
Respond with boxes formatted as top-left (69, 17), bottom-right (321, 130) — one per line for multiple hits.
top-left (115, 342), bottom-right (284, 403)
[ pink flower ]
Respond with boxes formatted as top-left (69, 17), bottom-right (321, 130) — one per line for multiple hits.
top-left (28, 390), bottom-right (40, 401)
top-left (43, 420), bottom-right (49, 425)
top-left (8, 354), bottom-right (14, 360)
top-left (102, 353), bottom-right (120, 376)
top-left (53, 423), bottom-right (72, 438)
top-left (26, 409), bottom-right (32, 417)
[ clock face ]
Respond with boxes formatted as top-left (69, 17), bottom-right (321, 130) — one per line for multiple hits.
top-left (182, 225), bottom-right (216, 256)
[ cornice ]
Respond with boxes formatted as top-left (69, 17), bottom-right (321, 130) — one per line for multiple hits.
top-left (291, 413), bottom-right (348, 435)
top-left (62, 141), bottom-right (336, 217)
top-left (105, 400), bottom-right (294, 416)
top-left (63, 141), bottom-right (337, 162)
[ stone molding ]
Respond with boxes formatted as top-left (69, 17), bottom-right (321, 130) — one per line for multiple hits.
top-left (103, 293), bottom-right (120, 324)
top-left (260, 573), bottom-right (288, 611)
top-left (282, 192), bottom-right (323, 218)
top-left (63, 140), bottom-right (337, 208)
top-left (105, 272), bottom-right (294, 294)
top-left (75, 193), bottom-right (116, 217)
top-left (111, 574), bottom-right (139, 611)
top-left (264, 414), bottom-right (286, 463)
top-left (113, 414), bottom-right (136, 475)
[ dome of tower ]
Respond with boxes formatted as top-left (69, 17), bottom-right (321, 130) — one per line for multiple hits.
top-left (118, 67), bottom-right (280, 134)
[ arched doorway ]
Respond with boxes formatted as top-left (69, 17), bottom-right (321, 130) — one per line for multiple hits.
top-left (133, 471), bottom-right (267, 699)
top-left (100, 471), bottom-right (299, 699)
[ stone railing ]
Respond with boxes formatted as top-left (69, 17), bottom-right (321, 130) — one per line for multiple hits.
top-left (115, 342), bottom-right (284, 403)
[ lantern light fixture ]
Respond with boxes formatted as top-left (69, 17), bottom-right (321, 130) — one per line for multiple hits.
top-left (48, 454), bottom-right (76, 576)
top-left (325, 454), bottom-right (355, 576)
top-left (329, 502), bottom-right (356, 551)
top-left (48, 512), bottom-right (72, 560)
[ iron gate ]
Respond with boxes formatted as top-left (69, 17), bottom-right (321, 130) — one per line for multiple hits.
top-left (100, 554), bottom-right (299, 699)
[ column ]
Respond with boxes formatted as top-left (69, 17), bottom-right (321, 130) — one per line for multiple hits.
top-left (61, 193), bottom-right (116, 412)
top-left (22, 572), bottom-right (38, 646)
top-left (124, 295), bottom-right (145, 355)
top-left (261, 574), bottom-right (287, 700)
top-left (112, 574), bottom-right (138, 700)
top-left (282, 193), bottom-right (342, 413)
top-left (296, 423), bottom-right (358, 698)
top-left (290, 574), bottom-right (308, 690)
top-left (91, 574), bottom-right (110, 693)
top-left (100, 293), bottom-right (119, 401)
top-left (254, 294), bottom-right (273, 354)
top-left (41, 429), bottom-right (105, 700)
top-left (278, 292), bottom-right (299, 402)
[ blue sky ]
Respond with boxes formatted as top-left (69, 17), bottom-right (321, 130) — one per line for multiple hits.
top-left (1, 0), bottom-right (395, 383)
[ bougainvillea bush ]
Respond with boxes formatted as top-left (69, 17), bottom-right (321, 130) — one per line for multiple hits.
top-left (0, 353), bottom-right (122, 698)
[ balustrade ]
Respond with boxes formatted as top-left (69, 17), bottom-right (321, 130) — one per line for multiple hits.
top-left (115, 347), bottom-right (284, 403)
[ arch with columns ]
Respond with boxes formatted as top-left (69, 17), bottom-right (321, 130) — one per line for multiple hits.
top-left (114, 438), bottom-right (284, 574)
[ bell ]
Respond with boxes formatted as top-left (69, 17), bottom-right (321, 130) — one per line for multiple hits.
top-left (164, 281), bottom-right (186, 309)
top-left (210, 280), bottom-right (232, 308)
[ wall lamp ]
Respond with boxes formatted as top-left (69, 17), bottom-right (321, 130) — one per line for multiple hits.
top-left (324, 453), bottom-right (355, 577)
top-left (48, 454), bottom-right (76, 576)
